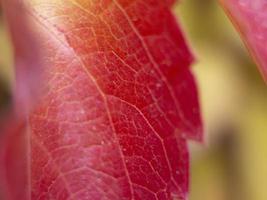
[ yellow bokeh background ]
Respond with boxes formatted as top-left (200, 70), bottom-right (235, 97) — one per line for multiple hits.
top-left (176, 0), bottom-right (267, 200)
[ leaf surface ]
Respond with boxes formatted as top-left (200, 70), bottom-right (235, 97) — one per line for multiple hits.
top-left (221, 0), bottom-right (267, 81)
top-left (1, 0), bottom-right (202, 199)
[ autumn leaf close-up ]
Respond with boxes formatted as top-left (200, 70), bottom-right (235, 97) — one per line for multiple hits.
top-left (0, 0), bottom-right (266, 200)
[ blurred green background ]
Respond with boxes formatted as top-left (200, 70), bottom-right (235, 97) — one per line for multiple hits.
top-left (176, 0), bottom-right (267, 200)
top-left (0, 1), bottom-right (267, 200)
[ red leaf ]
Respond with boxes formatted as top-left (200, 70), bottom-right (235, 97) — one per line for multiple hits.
top-left (0, 119), bottom-right (29, 200)
top-left (0, 1), bottom-right (44, 199)
top-left (1, 0), bottom-right (202, 199)
top-left (221, 0), bottom-right (267, 81)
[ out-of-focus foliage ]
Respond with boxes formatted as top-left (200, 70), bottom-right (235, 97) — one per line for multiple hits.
top-left (175, 0), bottom-right (267, 200)
top-left (0, 10), bottom-right (12, 114)
top-left (0, 11), bottom-right (13, 83)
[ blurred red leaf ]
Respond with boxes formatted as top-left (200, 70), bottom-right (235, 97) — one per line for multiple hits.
top-left (0, 0), bottom-right (43, 199)
top-left (221, 0), bottom-right (267, 81)
top-left (1, 0), bottom-right (202, 199)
